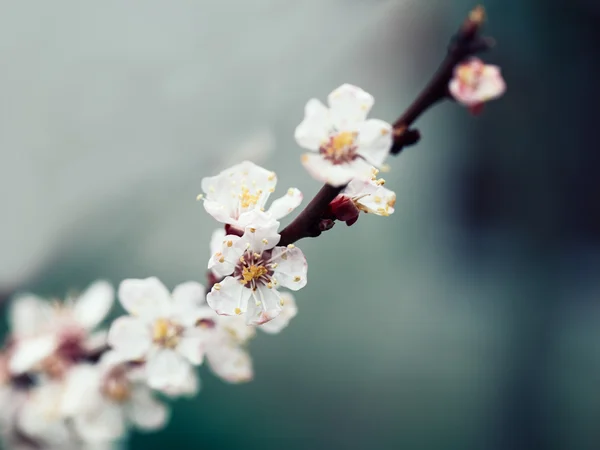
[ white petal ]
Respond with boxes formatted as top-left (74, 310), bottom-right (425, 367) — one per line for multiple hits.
top-left (207, 344), bottom-right (253, 384)
top-left (201, 161), bottom-right (277, 224)
top-left (206, 276), bottom-right (252, 317)
top-left (158, 364), bottom-right (200, 398)
top-left (73, 280), bottom-right (115, 330)
top-left (17, 383), bottom-right (71, 444)
top-left (127, 385), bottom-right (169, 430)
top-left (107, 316), bottom-right (151, 360)
top-left (209, 228), bottom-right (227, 256)
top-left (98, 350), bottom-right (130, 372)
top-left (246, 286), bottom-right (283, 326)
top-left (73, 401), bottom-right (126, 443)
top-left (272, 246), bottom-right (308, 291)
top-left (176, 335), bottom-right (205, 365)
top-left (9, 294), bottom-right (54, 337)
top-left (300, 153), bottom-right (355, 187)
top-left (218, 316), bottom-right (256, 344)
top-left (327, 84), bottom-right (374, 129)
top-left (294, 98), bottom-right (331, 150)
top-left (259, 292), bottom-right (298, 334)
top-left (267, 188), bottom-right (303, 220)
top-left (172, 281), bottom-right (206, 315)
top-left (118, 277), bottom-right (171, 320)
top-left (9, 335), bottom-right (58, 374)
top-left (62, 364), bottom-right (102, 416)
top-left (356, 183), bottom-right (396, 216)
top-left (83, 329), bottom-right (109, 353)
top-left (145, 349), bottom-right (190, 390)
top-left (208, 235), bottom-right (243, 278)
top-left (236, 209), bottom-right (281, 248)
top-left (356, 119), bottom-right (393, 167)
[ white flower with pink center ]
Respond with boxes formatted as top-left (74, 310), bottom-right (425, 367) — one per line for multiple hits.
top-left (8, 281), bottom-right (114, 376)
top-left (61, 353), bottom-right (169, 444)
top-left (294, 83), bottom-right (393, 187)
top-left (107, 279), bottom-right (212, 392)
top-left (207, 213), bottom-right (307, 325)
top-left (449, 58), bottom-right (506, 113)
top-left (199, 160), bottom-right (303, 229)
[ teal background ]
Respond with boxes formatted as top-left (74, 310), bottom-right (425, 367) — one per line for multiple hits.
top-left (1, 1), bottom-right (599, 449)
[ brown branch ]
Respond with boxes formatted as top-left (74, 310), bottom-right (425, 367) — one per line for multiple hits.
top-left (279, 5), bottom-right (491, 247)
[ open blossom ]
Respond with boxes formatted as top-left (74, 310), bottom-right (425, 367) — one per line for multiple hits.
top-left (200, 160), bottom-right (303, 229)
top-left (207, 211), bottom-right (307, 325)
top-left (107, 278), bottom-right (212, 391)
top-left (8, 281), bottom-right (114, 375)
top-left (294, 83), bottom-right (392, 187)
top-left (449, 58), bottom-right (506, 114)
top-left (61, 353), bottom-right (168, 444)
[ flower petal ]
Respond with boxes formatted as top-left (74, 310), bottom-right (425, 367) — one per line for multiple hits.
top-left (73, 280), bottom-right (114, 331)
top-left (267, 188), bottom-right (303, 220)
top-left (327, 84), bottom-right (374, 129)
top-left (271, 246), bottom-right (308, 291)
top-left (62, 364), bottom-right (102, 416)
top-left (176, 334), bottom-right (205, 365)
top-left (9, 294), bottom-right (54, 337)
top-left (107, 316), bottom-right (151, 360)
top-left (172, 281), bottom-right (206, 316)
top-left (236, 210), bottom-right (281, 251)
top-left (73, 401), bottom-right (126, 443)
top-left (218, 316), bottom-right (256, 344)
top-left (209, 228), bottom-right (227, 256)
top-left (356, 119), bottom-right (393, 167)
top-left (118, 277), bottom-right (171, 319)
top-left (128, 385), bottom-right (169, 430)
top-left (9, 335), bottom-right (58, 374)
top-left (301, 153), bottom-right (355, 187)
top-left (208, 235), bottom-right (243, 278)
top-left (145, 348), bottom-right (190, 390)
top-left (246, 285), bottom-right (283, 326)
top-left (207, 344), bottom-right (253, 384)
top-left (259, 292), bottom-right (298, 334)
top-left (294, 98), bottom-right (331, 150)
top-left (206, 276), bottom-right (252, 317)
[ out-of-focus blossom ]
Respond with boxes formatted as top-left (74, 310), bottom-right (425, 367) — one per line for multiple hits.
top-left (448, 57), bottom-right (506, 114)
top-left (61, 353), bottom-right (168, 444)
top-left (258, 292), bottom-right (297, 334)
top-left (295, 84), bottom-right (392, 187)
top-left (199, 161), bottom-right (303, 229)
top-left (107, 278), bottom-right (212, 392)
top-left (8, 281), bottom-right (114, 376)
top-left (207, 211), bottom-right (307, 325)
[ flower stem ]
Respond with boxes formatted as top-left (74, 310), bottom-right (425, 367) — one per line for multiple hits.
top-left (279, 5), bottom-right (491, 246)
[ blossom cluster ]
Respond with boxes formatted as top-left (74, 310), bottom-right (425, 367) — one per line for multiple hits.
top-left (0, 65), bottom-right (504, 448)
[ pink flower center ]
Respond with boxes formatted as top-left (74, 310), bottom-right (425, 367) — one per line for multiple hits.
top-left (319, 131), bottom-right (358, 164)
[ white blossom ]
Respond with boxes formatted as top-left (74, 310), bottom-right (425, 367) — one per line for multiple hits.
top-left (342, 169), bottom-right (396, 217)
top-left (258, 292), bottom-right (297, 334)
top-left (61, 354), bottom-right (168, 444)
top-left (207, 211), bottom-right (307, 325)
top-left (8, 281), bottom-right (114, 375)
top-left (200, 160), bottom-right (303, 228)
top-left (107, 278), bottom-right (212, 392)
top-left (295, 83), bottom-right (393, 187)
top-left (449, 58), bottom-right (506, 113)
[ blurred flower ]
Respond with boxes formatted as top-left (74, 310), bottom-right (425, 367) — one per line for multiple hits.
top-left (258, 292), bottom-right (297, 334)
top-left (199, 161), bottom-right (302, 229)
top-left (448, 58), bottom-right (506, 114)
top-left (295, 83), bottom-right (392, 187)
top-left (207, 211), bottom-right (307, 325)
top-left (8, 281), bottom-right (114, 376)
top-left (61, 353), bottom-right (168, 444)
top-left (107, 278), bottom-right (211, 391)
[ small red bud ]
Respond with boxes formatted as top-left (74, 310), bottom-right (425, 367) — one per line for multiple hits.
top-left (329, 195), bottom-right (360, 225)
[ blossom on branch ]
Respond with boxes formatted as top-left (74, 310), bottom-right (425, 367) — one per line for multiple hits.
top-left (294, 83), bottom-right (393, 187)
top-left (8, 281), bottom-right (114, 376)
top-left (107, 278), bottom-right (211, 392)
top-left (207, 211), bottom-right (307, 325)
top-left (199, 160), bottom-right (303, 229)
top-left (449, 57), bottom-right (506, 114)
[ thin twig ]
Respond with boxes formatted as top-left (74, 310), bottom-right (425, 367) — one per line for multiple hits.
top-left (278, 5), bottom-right (491, 247)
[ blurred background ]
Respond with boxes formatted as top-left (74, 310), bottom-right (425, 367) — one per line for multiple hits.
top-left (1, 0), bottom-right (598, 449)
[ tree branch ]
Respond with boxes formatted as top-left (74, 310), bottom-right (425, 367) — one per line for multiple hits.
top-left (279, 5), bottom-right (491, 247)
